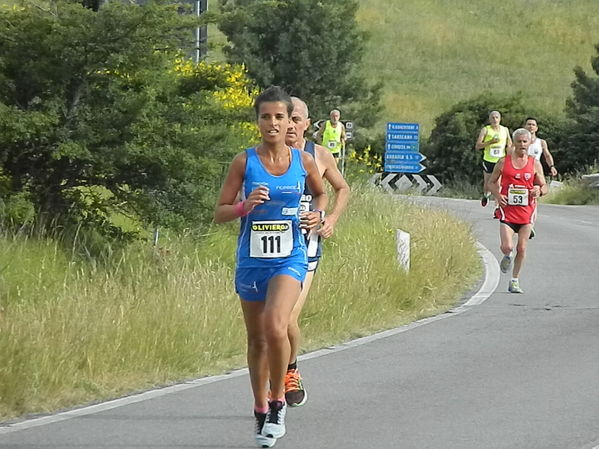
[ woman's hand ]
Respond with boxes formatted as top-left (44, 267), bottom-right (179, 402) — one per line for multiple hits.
top-left (243, 186), bottom-right (270, 213)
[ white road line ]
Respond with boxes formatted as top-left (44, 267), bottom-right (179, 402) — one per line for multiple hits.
top-left (0, 242), bottom-right (500, 435)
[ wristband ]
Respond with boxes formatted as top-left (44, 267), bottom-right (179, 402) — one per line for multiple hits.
top-left (234, 201), bottom-right (249, 217)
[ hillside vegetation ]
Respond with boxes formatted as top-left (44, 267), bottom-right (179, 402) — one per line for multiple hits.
top-left (356, 0), bottom-right (599, 135)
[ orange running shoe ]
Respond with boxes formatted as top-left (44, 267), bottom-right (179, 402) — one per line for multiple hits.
top-left (284, 368), bottom-right (307, 407)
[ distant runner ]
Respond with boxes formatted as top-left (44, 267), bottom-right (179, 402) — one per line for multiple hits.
top-left (316, 109), bottom-right (346, 164)
top-left (523, 116), bottom-right (557, 238)
top-left (488, 128), bottom-right (547, 293)
top-left (524, 117), bottom-right (558, 177)
top-left (475, 111), bottom-right (512, 207)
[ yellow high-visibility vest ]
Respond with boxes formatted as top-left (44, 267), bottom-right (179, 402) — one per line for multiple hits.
top-left (322, 120), bottom-right (343, 154)
top-left (482, 125), bottom-right (509, 163)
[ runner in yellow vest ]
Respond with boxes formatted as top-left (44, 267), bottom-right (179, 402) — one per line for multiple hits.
top-left (475, 110), bottom-right (512, 207)
top-left (316, 109), bottom-right (346, 164)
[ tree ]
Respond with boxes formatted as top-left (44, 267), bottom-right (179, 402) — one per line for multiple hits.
top-left (216, 0), bottom-right (382, 127)
top-left (562, 44), bottom-right (599, 173)
top-left (0, 1), bottom-right (256, 238)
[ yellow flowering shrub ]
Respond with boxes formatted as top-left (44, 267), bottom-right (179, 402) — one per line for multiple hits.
top-left (347, 145), bottom-right (383, 174)
top-left (172, 56), bottom-right (260, 145)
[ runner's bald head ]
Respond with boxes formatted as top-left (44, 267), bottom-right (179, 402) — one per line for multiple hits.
top-left (291, 97), bottom-right (309, 119)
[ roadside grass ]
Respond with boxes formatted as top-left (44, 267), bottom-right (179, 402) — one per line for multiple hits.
top-left (0, 235), bottom-right (244, 419)
top-left (0, 185), bottom-right (480, 421)
top-left (542, 182), bottom-right (599, 206)
top-left (299, 183), bottom-right (481, 348)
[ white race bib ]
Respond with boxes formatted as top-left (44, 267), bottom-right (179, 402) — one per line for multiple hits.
top-left (299, 193), bottom-right (312, 214)
top-left (299, 194), bottom-right (311, 235)
top-left (507, 185), bottom-right (528, 206)
top-left (490, 145), bottom-right (503, 158)
top-left (327, 141), bottom-right (337, 149)
top-left (250, 220), bottom-right (293, 258)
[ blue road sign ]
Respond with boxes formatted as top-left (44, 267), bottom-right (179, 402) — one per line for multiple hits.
top-left (385, 142), bottom-right (419, 151)
top-left (384, 162), bottom-right (425, 173)
top-left (384, 151), bottom-right (426, 163)
top-left (384, 122), bottom-right (422, 173)
top-left (387, 122), bottom-right (419, 132)
top-left (386, 132), bottom-right (419, 142)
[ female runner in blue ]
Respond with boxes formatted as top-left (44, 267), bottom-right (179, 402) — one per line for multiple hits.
top-left (214, 86), bottom-right (326, 447)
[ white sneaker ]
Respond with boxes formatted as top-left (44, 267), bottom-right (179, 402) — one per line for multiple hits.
top-left (262, 400), bottom-right (286, 439)
top-left (254, 411), bottom-right (276, 448)
top-left (508, 279), bottom-right (523, 294)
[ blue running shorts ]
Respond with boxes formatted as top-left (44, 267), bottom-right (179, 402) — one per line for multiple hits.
top-left (235, 262), bottom-right (308, 302)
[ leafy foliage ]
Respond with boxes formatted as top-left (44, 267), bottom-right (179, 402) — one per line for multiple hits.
top-left (562, 44), bottom-right (599, 173)
top-left (216, 0), bottom-right (382, 127)
top-left (0, 1), bottom-right (257, 238)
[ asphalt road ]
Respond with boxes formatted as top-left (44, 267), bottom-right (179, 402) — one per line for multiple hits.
top-left (1, 198), bottom-right (598, 449)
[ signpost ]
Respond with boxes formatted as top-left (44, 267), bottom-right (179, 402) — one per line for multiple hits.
top-left (384, 122), bottom-right (424, 174)
top-left (193, 0), bottom-right (208, 62)
top-left (345, 120), bottom-right (354, 140)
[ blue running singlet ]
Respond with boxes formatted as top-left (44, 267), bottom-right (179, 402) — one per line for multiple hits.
top-left (236, 147), bottom-right (308, 269)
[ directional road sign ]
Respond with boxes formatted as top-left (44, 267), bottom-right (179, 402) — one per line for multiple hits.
top-left (385, 122), bottom-right (424, 173)
top-left (385, 142), bottom-right (419, 151)
top-left (384, 151), bottom-right (426, 163)
top-left (384, 162), bottom-right (426, 173)
top-left (386, 132), bottom-right (419, 142)
top-left (386, 123), bottom-right (419, 132)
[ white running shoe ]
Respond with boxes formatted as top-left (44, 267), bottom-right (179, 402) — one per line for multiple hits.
top-left (254, 411), bottom-right (276, 448)
top-left (262, 400), bottom-right (286, 439)
top-left (508, 279), bottom-right (523, 294)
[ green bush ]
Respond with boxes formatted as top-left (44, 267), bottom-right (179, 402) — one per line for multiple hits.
top-left (423, 94), bottom-right (565, 185)
top-left (0, 191), bottom-right (35, 229)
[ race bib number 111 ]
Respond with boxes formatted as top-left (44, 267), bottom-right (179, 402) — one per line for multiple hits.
top-left (250, 220), bottom-right (293, 258)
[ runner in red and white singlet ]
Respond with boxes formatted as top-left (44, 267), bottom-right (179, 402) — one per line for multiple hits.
top-left (488, 128), bottom-right (548, 294)
top-left (496, 155), bottom-right (537, 225)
